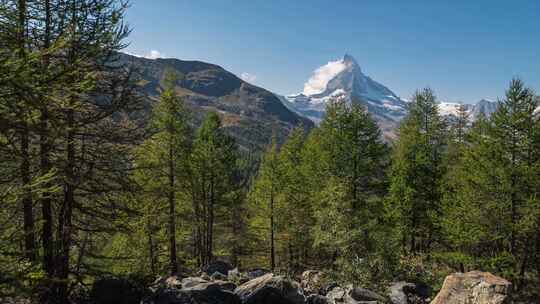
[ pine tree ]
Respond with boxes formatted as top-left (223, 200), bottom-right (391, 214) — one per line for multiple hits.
top-left (133, 70), bottom-right (191, 275)
top-left (387, 88), bottom-right (446, 255)
top-left (1, 1), bottom-right (139, 301)
top-left (278, 127), bottom-right (311, 271)
top-left (190, 112), bottom-right (237, 266)
top-left (248, 135), bottom-right (281, 271)
top-left (444, 79), bottom-right (540, 286)
top-left (307, 100), bottom-right (389, 282)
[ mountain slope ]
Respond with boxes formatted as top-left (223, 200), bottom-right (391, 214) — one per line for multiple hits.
top-left (120, 53), bottom-right (313, 150)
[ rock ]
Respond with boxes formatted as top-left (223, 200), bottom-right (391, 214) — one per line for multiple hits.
top-left (151, 273), bottom-right (191, 288)
top-left (180, 277), bottom-right (235, 291)
top-left (228, 268), bottom-right (240, 279)
top-left (388, 282), bottom-right (423, 304)
top-left (211, 271), bottom-right (228, 281)
top-left (326, 285), bottom-right (344, 301)
top-left (234, 273), bottom-right (305, 304)
top-left (430, 271), bottom-right (511, 304)
top-left (327, 285), bottom-right (386, 304)
top-left (320, 282), bottom-right (340, 296)
top-left (181, 277), bottom-right (209, 289)
top-left (202, 261), bottom-right (234, 277)
top-left (164, 276), bottom-right (183, 288)
top-left (387, 281), bottom-right (431, 304)
top-left (246, 268), bottom-right (269, 280)
top-left (327, 286), bottom-right (354, 304)
top-left (210, 280), bottom-right (238, 292)
top-left (350, 286), bottom-right (387, 302)
top-left (90, 277), bottom-right (147, 304)
top-left (388, 282), bottom-right (416, 304)
top-left (228, 268), bottom-right (250, 285)
top-left (307, 294), bottom-right (330, 304)
top-left (142, 286), bottom-right (240, 304)
top-left (301, 270), bottom-right (327, 295)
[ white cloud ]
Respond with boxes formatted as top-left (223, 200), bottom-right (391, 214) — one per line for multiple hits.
top-left (240, 72), bottom-right (257, 83)
top-left (123, 50), bottom-right (165, 59)
top-left (122, 51), bottom-right (142, 58)
top-left (145, 50), bottom-right (164, 59)
top-left (303, 59), bottom-right (346, 96)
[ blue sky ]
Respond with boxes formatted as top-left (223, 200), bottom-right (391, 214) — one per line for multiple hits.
top-left (125, 0), bottom-right (540, 103)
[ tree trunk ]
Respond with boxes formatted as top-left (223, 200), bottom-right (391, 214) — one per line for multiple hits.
top-left (207, 178), bottom-right (215, 263)
top-left (191, 182), bottom-right (203, 267)
top-left (17, 0), bottom-right (36, 263)
top-left (21, 122), bottom-right (36, 261)
top-left (39, 3), bottom-right (55, 303)
top-left (148, 226), bottom-right (156, 276)
top-left (270, 191), bottom-right (275, 271)
top-left (510, 128), bottom-right (517, 255)
top-left (40, 110), bottom-right (54, 299)
top-left (57, 107), bottom-right (75, 303)
top-left (168, 142), bottom-right (178, 275)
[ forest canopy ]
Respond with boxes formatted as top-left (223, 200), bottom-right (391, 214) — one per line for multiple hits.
top-left (0, 1), bottom-right (539, 303)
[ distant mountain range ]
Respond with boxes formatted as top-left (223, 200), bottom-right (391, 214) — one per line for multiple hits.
top-left (437, 99), bottom-right (499, 120)
top-left (122, 52), bottom-right (536, 145)
top-left (277, 55), bottom-right (501, 139)
top-left (119, 53), bottom-right (313, 150)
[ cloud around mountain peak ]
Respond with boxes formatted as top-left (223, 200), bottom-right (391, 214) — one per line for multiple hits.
top-left (303, 57), bottom-right (348, 96)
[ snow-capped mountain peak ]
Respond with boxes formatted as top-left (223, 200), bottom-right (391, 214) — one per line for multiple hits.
top-left (281, 54), bottom-right (408, 136)
top-left (277, 54), bottom-right (505, 139)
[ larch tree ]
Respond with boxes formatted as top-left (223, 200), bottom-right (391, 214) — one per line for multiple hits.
top-left (190, 112), bottom-right (237, 266)
top-left (308, 100), bottom-right (390, 283)
top-left (133, 70), bottom-right (191, 275)
top-left (248, 135), bottom-right (281, 271)
top-left (443, 79), bottom-right (540, 287)
top-left (387, 88), bottom-right (446, 255)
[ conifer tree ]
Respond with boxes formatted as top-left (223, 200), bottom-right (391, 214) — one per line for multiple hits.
top-left (248, 135), bottom-right (281, 271)
top-left (387, 88), bottom-right (446, 255)
top-left (308, 100), bottom-right (389, 281)
top-left (278, 127), bottom-right (311, 271)
top-left (133, 71), bottom-right (190, 275)
top-left (190, 112), bottom-right (237, 266)
top-left (443, 79), bottom-right (540, 286)
top-left (1, 1), bottom-right (139, 301)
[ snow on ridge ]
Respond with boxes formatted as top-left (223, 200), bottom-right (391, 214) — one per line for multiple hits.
top-left (437, 102), bottom-right (471, 117)
top-left (303, 59), bottom-right (347, 96)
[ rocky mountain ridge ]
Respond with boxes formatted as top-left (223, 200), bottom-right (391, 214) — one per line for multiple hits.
top-left (119, 53), bottom-right (313, 150)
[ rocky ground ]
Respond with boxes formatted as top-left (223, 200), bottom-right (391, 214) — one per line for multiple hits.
top-left (85, 261), bottom-right (514, 304)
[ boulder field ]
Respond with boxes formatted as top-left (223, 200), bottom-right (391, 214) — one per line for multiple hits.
top-left (94, 262), bottom-right (513, 304)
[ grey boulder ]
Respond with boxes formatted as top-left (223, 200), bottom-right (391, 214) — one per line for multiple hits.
top-left (234, 273), bottom-right (305, 304)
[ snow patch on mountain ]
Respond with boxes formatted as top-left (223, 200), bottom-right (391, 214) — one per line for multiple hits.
top-left (438, 102), bottom-right (465, 117)
top-left (437, 99), bottom-right (500, 122)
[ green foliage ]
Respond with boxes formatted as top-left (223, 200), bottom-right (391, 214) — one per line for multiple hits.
top-left (387, 88), bottom-right (447, 255)
top-left (440, 79), bottom-right (540, 286)
top-left (1, 0), bottom-right (539, 296)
